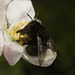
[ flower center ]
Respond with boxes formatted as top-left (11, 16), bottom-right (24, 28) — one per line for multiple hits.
top-left (7, 21), bottom-right (29, 45)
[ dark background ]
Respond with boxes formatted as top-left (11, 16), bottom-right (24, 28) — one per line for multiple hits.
top-left (0, 0), bottom-right (75, 75)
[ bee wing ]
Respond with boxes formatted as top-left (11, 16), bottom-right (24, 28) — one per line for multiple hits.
top-left (48, 38), bottom-right (60, 59)
top-left (37, 35), bottom-right (46, 66)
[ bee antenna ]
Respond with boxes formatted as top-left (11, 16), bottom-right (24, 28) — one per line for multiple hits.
top-left (35, 12), bottom-right (39, 18)
top-left (27, 13), bottom-right (33, 20)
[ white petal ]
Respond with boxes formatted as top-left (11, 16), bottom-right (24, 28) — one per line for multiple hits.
top-left (41, 49), bottom-right (57, 67)
top-left (3, 0), bottom-right (12, 6)
top-left (22, 46), bottom-right (57, 67)
top-left (0, 30), bottom-right (4, 56)
top-left (0, 0), bottom-right (12, 29)
top-left (14, 0), bottom-right (29, 1)
top-left (3, 30), bottom-right (12, 45)
top-left (7, 0), bottom-right (35, 29)
top-left (3, 31), bottom-right (23, 66)
top-left (3, 42), bottom-right (23, 66)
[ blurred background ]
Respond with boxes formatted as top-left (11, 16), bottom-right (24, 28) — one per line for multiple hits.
top-left (0, 0), bottom-right (75, 75)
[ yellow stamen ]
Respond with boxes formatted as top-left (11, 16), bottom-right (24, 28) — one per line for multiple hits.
top-left (7, 21), bottom-right (29, 41)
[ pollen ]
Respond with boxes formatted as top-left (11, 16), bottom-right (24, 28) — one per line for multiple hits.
top-left (7, 21), bottom-right (29, 41)
top-left (19, 40), bottom-right (23, 45)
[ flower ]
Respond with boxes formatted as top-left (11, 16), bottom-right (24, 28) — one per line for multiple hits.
top-left (0, 0), bottom-right (57, 67)
top-left (0, 0), bottom-right (35, 66)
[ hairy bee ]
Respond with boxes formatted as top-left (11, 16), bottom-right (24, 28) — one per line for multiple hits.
top-left (17, 14), bottom-right (59, 66)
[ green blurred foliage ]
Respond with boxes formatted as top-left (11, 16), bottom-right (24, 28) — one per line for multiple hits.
top-left (0, 0), bottom-right (75, 75)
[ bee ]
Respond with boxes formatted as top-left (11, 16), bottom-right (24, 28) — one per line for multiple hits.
top-left (17, 14), bottom-right (59, 66)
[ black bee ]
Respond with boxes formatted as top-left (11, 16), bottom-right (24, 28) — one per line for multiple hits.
top-left (17, 14), bottom-right (59, 66)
